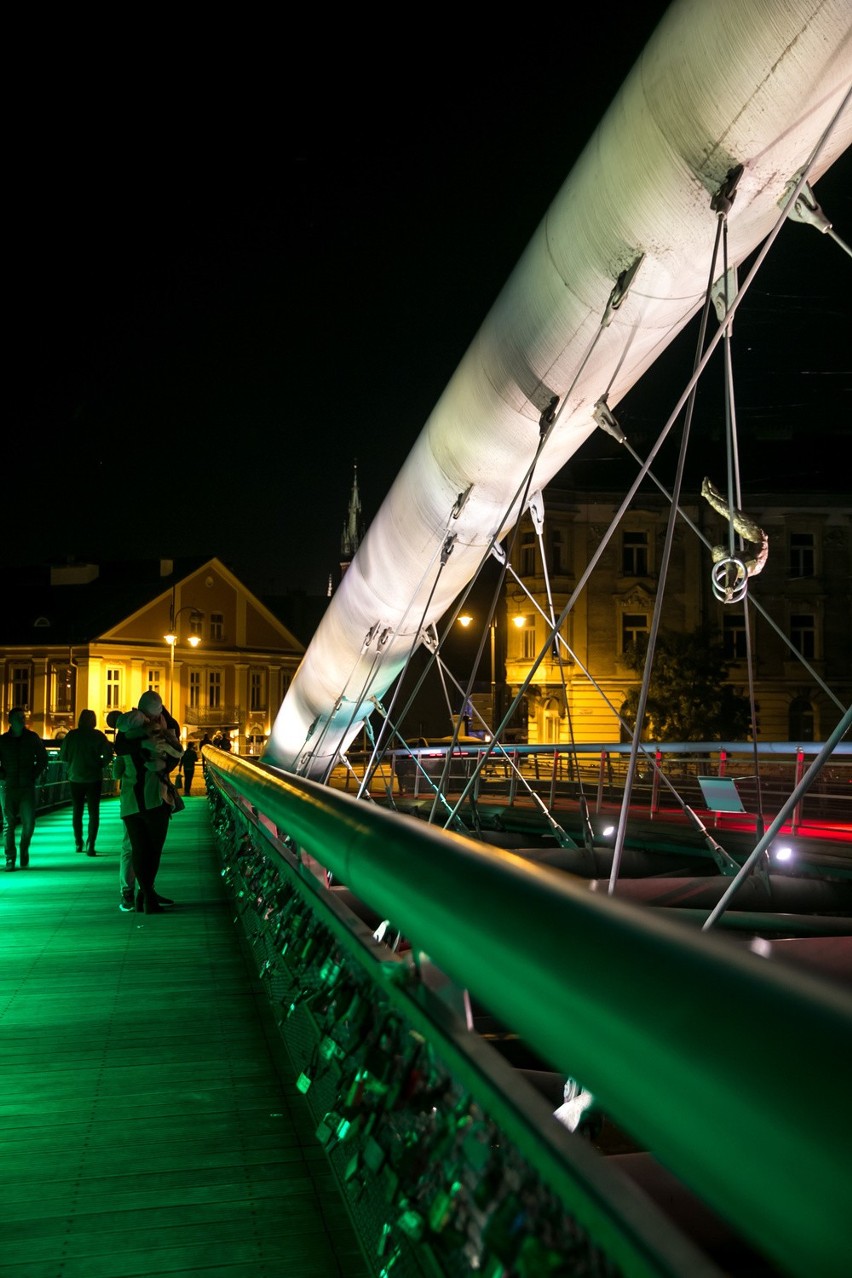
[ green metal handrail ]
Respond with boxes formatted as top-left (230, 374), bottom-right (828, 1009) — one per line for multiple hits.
top-left (205, 748), bottom-right (852, 1277)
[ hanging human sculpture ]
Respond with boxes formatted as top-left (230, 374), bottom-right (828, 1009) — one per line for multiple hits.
top-left (701, 477), bottom-right (768, 603)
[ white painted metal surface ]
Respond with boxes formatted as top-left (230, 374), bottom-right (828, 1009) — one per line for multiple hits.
top-left (267, 0), bottom-right (852, 777)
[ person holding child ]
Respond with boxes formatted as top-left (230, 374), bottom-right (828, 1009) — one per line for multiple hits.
top-left (114, 690), bottom-right (183, 914)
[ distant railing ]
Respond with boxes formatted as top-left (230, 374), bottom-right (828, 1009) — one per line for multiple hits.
top-left (336, 741), bottom-right (852, 831)
top-left (183, 705), bottom-right (243, 726)
top-left (35, 747), bottom-right (117, 812)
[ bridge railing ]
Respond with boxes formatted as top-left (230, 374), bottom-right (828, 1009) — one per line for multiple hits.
top-left (334, 741), bottom-right (852, 829)
top-left (202, 746), bottom-right (852, 1278)
top-left (34, 746), bottom-right (117, 813)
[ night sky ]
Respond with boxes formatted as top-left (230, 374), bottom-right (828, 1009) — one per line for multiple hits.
top-left (7, 7), bottom-right (850, 600)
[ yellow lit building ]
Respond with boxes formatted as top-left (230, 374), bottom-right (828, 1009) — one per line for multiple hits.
top-left (504, 485), bottom-right (852, 745)
top-left (1, 557), bottom-right (304, 752)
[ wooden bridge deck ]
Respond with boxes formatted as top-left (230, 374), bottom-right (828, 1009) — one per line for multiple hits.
top-left (0, 795), bottom-right (368, 1278)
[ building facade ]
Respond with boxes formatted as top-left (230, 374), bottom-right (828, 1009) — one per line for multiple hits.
top-left (503, 486), bottom-right (852, 745)
top-left (1, 557), bottom-right (304, 753)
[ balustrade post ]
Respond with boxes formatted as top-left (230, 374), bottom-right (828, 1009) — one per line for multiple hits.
top-left (596, 751), bottom-right (606, 813)
top-left (792, 747), bottom-right (805, 833)
top-left (650, 748), bottom-right (662, 816)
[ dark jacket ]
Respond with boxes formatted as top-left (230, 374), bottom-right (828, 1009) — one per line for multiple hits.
top-left (0, 729), bottom-right (49, 788)
top-left (114, 710), bottom-right (183, 817)
top-left (59, 727), bottom-right (114, 783)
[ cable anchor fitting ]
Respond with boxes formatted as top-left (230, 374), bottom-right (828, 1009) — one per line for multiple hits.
top-left (711, 164), bottom-right (744, 219)
top-left (539, 395), bottom-right (559, 437)
top-left (452, 485), bottom-right (473, 520)
top-left (592, 396), bottom-right (626, 444)
top-left (783, 175), bottom-right (832, 235)
top-left (602, 253), bottom-right (644, 327)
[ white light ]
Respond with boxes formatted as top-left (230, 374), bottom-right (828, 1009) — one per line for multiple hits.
top-left (775, 846), bottom-right (793, 862)
top-left (602, 825), bottom-right (615, 837)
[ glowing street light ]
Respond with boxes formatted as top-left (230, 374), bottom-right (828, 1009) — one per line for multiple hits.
top-left (165, 607), bottom-right (201, 713)
top-left (458, 613), bottom-right (498, 731)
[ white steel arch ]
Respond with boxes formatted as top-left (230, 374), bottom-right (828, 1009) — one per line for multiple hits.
top-left (267, 0), bottom-right (852, 778)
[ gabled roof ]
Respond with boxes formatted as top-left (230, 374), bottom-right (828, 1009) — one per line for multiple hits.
top-left (2, 556), bottom-right (304, 652)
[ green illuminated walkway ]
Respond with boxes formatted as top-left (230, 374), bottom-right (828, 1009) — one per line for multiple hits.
top-left (0, 796), bottom-right (368, 1278)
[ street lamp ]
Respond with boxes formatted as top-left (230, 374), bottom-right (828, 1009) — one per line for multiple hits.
top-left (164, 607), bottom-right (201, 714)
top-left (458, 613), bottom-right (497, 732)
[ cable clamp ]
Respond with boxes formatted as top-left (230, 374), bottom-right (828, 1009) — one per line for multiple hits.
top-left (602, 254), bottom-right (644, 326)
top-left (783, 174), bottom-right (832, 234)
top-left (592, 396), bottom-right (625, 443)
top-left (527, 490), bottom-right (545, 534)
top-left (451, 485), bottom-right (473, 520)
top-left (711, 164), bottom-right (744, 218)
top-left (539, 394), bottom-right (559, 437)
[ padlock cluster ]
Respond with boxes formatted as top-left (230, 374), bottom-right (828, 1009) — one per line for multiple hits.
top-left (210, 786), bottom-right (622, 1277)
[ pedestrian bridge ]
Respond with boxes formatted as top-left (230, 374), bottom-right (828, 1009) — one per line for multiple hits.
top-left (0, 794), bottom-right (367, 1278)
top-left (2, 753), bottom-right (851, 1277)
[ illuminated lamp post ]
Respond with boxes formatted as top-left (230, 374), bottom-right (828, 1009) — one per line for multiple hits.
top-left (457, 614), bottom-right (501, 733)
top-left (165, 607), bottom-right (202, 716)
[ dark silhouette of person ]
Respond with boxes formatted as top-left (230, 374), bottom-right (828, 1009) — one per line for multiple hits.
top-left (114, 690), bottom-right (183, 913)
top-left (59, 709), bottom-right (114, 856)
top-left (0, 708), bottom-right (49, 870)
top-left (181, 743), bottom-right (199, 796)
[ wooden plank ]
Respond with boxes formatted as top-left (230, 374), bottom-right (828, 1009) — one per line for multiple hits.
top-left (0, 795), bottom-right (369, 1278)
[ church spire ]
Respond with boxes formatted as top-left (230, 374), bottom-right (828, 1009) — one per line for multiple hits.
top-left (340, 461), bottom-right (364, 577)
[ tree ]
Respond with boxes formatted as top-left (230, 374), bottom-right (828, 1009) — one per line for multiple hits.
top-left (622, 627), bottom-right (752, 742)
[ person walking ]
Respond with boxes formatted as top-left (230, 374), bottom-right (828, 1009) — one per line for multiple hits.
top-left (181, 742), bottom-right (199, 796)
top-left (0, 708), bottom-right (49, 870)
top-left (114, 690), bottom-right (183, 914)
top-left (59, 709), bottom-right (114, 856)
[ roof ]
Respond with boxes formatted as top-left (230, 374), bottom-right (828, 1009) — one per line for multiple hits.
top-left (0, 556), bottom-right (303, 649)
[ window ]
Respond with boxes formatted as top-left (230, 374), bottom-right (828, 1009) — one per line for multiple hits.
top-left (105, 668), bottom-right (121, 708)
top-left (549, 527), bottom-right (566, 575)
top-left (146, 669), bottom-right (161, 696)
top-left (523, 627), bottom-right (536, 661)
top-left (280, 673), bottom-right (291, 700)
top-left (519, 531), bottom-right (536, 577)
top-left (789, 697), bottom-right (815, 742)
top-left (723, 614), bottom-right (747, 661)
top-left (790, 613), bottom-right (816, 660)
top-left (11, 666), bottom-right (31, 709)
top-left (189, 612), bottom-right (203, 639)
top-left (208, 671), bottom-right (222, 708)
top-left (210, 612), bottom-right (224, 641)
top-left (250, 670), bottom-right (266, 712)
top-left (622, 612), bottom-right (648, 650)
top-left (789, 532), bottom-right (815, 578)
top-left (52, 664), bottom-right (75, 713)
top-left (622, 531), bottom-right (648, 576)
top-left (543, 703), bottom-right (561, 743)
top-left (189, 671), bottom-right (200, 709)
